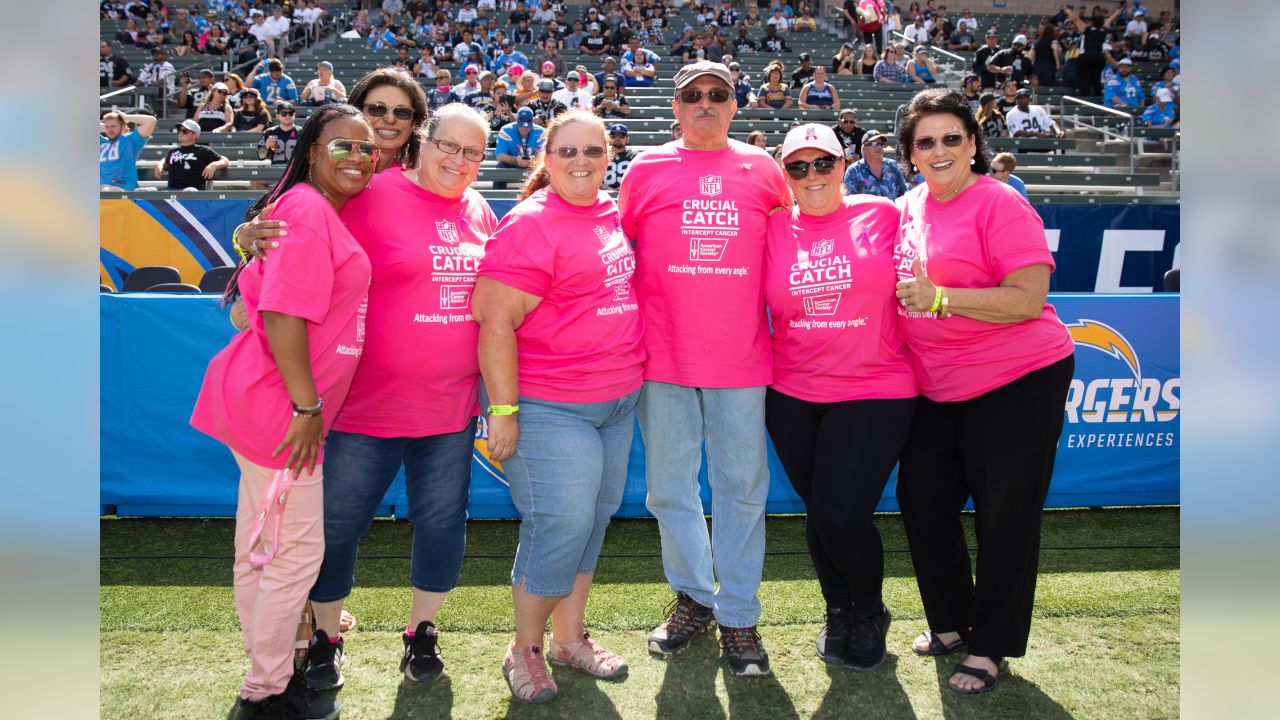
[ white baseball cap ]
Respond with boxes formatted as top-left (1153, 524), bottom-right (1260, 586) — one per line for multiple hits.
top-left (1155, 88), bottom-right (1174, 102)
top-left (1012, 34), bottom-right (1028, 46)
top-left (779, 124), bottom-right (843, 161)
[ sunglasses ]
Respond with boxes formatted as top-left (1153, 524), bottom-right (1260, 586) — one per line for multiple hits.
top-left (178, 128), bottom-right (196, 135)
top-left (548, 145), bottom-right (607, 159)
top-left (678, 88), bottom-right (731, 104)
top-left (326, 138), bottom-right (377, 163)
top-left (784, 156), bottom-right (839, 180)
top-left (429, 137), bottom-right (486, 162)
top-left (277, 109), bottom-right (296, 116)
top-left (911, 133), bottom-right (967, 153)
top-left (363, 102), bottom-right (415, 121)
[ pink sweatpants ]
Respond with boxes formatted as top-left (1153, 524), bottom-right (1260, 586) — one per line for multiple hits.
top-left (231, 451), bottom-right (325, 701)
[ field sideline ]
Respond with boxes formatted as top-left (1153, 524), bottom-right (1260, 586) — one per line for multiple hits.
top-left (101, 507), bottom-right (1179, 719)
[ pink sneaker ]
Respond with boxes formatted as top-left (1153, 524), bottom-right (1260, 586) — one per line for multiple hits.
top-left (502, 644), bottom-right (558, 703)
top-left (548, 631), bottom-right (629, 679)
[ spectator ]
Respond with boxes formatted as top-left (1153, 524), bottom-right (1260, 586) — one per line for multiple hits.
top-left (620, 38), bottom-right (658, 87)
top-left (857, 0), bottom-right (888, 54)
top-left (1065, 5), bottom-right (1122, 97)
top-left (1124, 7), bottom-right (1147, 38)
top-left (989, 151), bottom-right (1028, 199)
top-left (137, 16), bottom-right (164, 50)
top-left (840, 0), bottom-right (859, 45)
top-left (393, 45), bottom-right (415, 70)
top-left (116, 17), bottom-right (143, 45)
top-left (729, 62), bottom-right (756, 107)
top-left (539, 38), bottom-right (568, 77)
top-left (455, 65), bottom-right (484, 101)
top-left (176, 69), bottom-right (215, 122)
top-left (961, 73), bottom-right (981, 114)
top-left (428, 70), bottom-right (459, 111)
top-left (798, 67), bottom-right (840, 110)
top-left (100, 41), bottom-right (132, 88)
top-left (874, 46), bottom-right (907, 83)
top-left (760, 24), bottom-right (790, 53)
top-left (535, 61), bottom-right (563, 91)
top-left (257, 102), bottom-right (299, 165)
top-left (173, 30), bottom-right (200, 57)
top-left (580, 22), bottom-right (608, 56)
top-left (495, 106), bottom-right (544, 168)
top-left (791, 52), bottom-right (815, 89)
top-left (1103, 57), bottom-right (1144, 108)
top-left (949, 8), bottom-right (978, 50)
top-left (832, 108), bottom-right (866, 162)
top-left (1150, 65), bottom-right (1180, 106)
top-left (903, 15), bottom-right (929, 46)
top-left (100, 110), bottom-right (157, 191)
top-left (1059, 19), bottom-right (1083, 88)
top-left (526, 79), bottom-right (568, 126)
top-left (168, 6), bottom-right (196, 43)
top-left (201, 23), bottom-right (228, 56)
top-left (604, 122), bottom-right (635, 190)
top-left (745, 129), bottom-right (768, 150)
top-left (194, 81), bottom-right (234, 133)
top-left (1005, 88), bottom-right (1065, 138)
top-left (493, 39), bottom-right (530, 72)
top-left (756, 61), bottom-right (793, 109)
top-left (830, 42), bottom-right (855, 75)
top-left (594, 56), bottom-right (626, 91)
top-left (247, 9), bottom-right (277, 58)
top-left (986, 34), bottom-right (1034, 86)
top-left (222, 73), bottom-right (246, 109)
top-left (853, 43), bottom-right (878, 76)
top-left (154, 118), bottom-right (230, 190)
top-left (300, 61), bottom-right (348, 105)
top-left (466, 70), bottom-right (498, 115)
top-left (842, 130), bottom-right (908, 200)
top-left (766, 7), bottom-right (791, 33)
top-left (1031, 22), bottom-right (1061, 86)
top-left (973, 30), bottom-right (1001, 89)
top-left (996, 78), bottom-right (1020, 115)
top-left (265, 6), bottom-right (292, 49)
top-left (592, 75), bottom-right (630, 118)
top-left (136, 46), bottom-right (176, 95)
top-left (794, 7), bottom-right (816, 32)
top-left (489, 94), bottom-right (517, 134)
top-left (670, 120), bottom-right (682, 141)
top-left (907, 45), bottom-right (939, 84)
top-left (227, 18), bottom-right (258, 65)
top-left (1140, 88), bottom-right (1177, 128)
top-left (976, 92), bottom-right (1008, 138)
top-left (552, 71), bottom-right (593, 110)
top-left (232, 88), bottom-right (270, 133)
top-left (252, 59), bottom-right (299, 105)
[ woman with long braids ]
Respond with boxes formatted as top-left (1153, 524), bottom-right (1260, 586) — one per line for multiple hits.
top-left (190, 103), bottom-right (377, 720)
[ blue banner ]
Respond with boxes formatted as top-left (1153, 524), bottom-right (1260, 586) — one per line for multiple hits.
top-left (1040, 204), bottom-right (1180, 293)
top-left (100, 294), bottom-right (1178, 517)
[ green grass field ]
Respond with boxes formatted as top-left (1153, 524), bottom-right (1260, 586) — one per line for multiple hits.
top-left (101, 507), bottom-right (1180, 719)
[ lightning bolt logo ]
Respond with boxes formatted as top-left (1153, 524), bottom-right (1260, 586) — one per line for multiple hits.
top-left (1065, 319), bottom-right (1142, 381)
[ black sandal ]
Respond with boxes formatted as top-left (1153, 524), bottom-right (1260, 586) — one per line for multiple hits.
top-left (948, 657), bottom-right (1007, 694)
top-left (912, 630), bottom-right (967, 657)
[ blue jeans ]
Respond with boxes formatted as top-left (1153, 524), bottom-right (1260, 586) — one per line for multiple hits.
top-left (500, 390), bottom-right (640, 597)
top-left (309, 426), bottom-right (474, 601)
top-left (637, 381), bottom-right (769, 628)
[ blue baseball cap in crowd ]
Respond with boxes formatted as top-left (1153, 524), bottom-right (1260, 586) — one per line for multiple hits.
top-left (516, 107), bottom-right (534, 128)
top-left (608, 123), bottom-right (629, 135)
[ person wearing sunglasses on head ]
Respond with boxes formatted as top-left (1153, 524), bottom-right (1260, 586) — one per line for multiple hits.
top-left (472, 109), bottom-right (643, 704)
top-left (841, 130), bottom-right (908, 200)
top-left (617, 61), bottom-right (791, 679)
top-left (764, 123), bottom-right (918, 675)
top-left (891, 89), bottom-right (1074, 695)
top-left (191, 104), bottom-right (377, 720)
top-left (234, 104), bottom-right (498, 699)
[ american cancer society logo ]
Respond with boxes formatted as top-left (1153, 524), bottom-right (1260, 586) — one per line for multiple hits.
top-left (435, 219), bottom-right (460, 245)
top-left (699, 174), bottom-right (722, 197)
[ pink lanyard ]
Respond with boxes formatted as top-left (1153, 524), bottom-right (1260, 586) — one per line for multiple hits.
top-left (245, 467), bottom-right (295, 568)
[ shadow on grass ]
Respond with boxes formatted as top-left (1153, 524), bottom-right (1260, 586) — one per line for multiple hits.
top-left (654, 633), bottom-right (726, 719)
top-left (813, 654), bottom-right (915, 719)
top-left (931, 655), bottom-right (1074, 720)
top-left (388, 674), bottom-right (453, 719)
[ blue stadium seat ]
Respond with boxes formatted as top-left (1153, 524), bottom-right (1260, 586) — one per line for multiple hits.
top-left (199, 266), bottom-right (238, 293)
top-left (122, 265), bottom-right (180, 292)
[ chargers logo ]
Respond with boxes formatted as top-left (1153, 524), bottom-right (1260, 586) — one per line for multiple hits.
top-left (1066, 319), bottom-right (1141, 381)
top-left (472, 416), bottom-right (507, 485)
top-left (1064, 318), bottom-right (1179, 426)
top-left (699, 174), bottom-right (722, 197)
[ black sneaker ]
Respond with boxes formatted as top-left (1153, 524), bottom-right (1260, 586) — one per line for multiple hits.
top-left (284, 670), bottom-right (340, 720)
top-left (844, 605), bottom-right (892, 672)
top-left (301, 630), bottom-right (344, 691)
top-left (401, 620), bottom-right (445, 682)
top-left (816, 604), bottom-right (854, 665)
top-left (647, 592), bottom-right (715, 657)
top-left (720, 625), bottom-right (770, 677)
top-left (231, 693), bottom-right (290, 720)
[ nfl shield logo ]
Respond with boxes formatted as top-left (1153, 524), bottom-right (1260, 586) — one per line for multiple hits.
top-left (593, 224), bottom-right (613, 246)
top-left (699, 174), bottom-right (722, 197)
top-left (811, 238), bottom-right (834, 257)
top-left (435, 219), bottom-right (460, 245)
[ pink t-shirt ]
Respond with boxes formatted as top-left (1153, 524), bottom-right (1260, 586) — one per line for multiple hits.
top-left (191, 184), bottom-right (371, 467)
top-left (332, 170), bottom-right (498, 437)
top-left (619, 140), bottom-right (791, 388)
top-left (765, 196), bottom-right (918, 402)
top-left (894, 176), bottom-right (1074, 402)
top-left (478, 188), bottom-right (645, 404)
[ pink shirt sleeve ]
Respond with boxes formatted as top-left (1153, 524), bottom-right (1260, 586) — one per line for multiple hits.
top-left (256, 196), bottom-right (335, 324)
top-left (985, 197), bottom-right (1056, 280)
top-left (479, 217), bottom-right (554, 298)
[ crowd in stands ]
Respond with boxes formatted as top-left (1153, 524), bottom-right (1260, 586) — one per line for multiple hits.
top-left (101, 0), bottom-right (1179, 196)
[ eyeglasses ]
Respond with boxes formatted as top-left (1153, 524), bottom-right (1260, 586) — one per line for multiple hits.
top-left (839, 118), bottom-right (855, 124)
top-left (277, 109), bottom-right (296, 116)
top-left (429, 137), bottom-right (486, 162)
top-left (326, 139), bottom-right (377, 163)
top-left (548, 145), bottom-right (608, 159)
top-left (783, 156), bottom-right (838, 180)
top-left (678, 87), bottom-right (732, 104)
top-left (363, 102), bottom-right (415, 121)
top-left (911, 133), bottom-right (967, 153)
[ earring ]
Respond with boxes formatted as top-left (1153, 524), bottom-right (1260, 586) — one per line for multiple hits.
top-left (970, 157), bottom-right (975, 165)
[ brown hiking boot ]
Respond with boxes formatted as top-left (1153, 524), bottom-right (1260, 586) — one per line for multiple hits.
top-left (719, 625), bottom-right (770, 677)
top-left (647, 591), bottom-right (715, 657)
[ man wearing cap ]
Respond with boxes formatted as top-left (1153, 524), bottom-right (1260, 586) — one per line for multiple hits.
top-left (1140, 88), bottom-right (1177, 128)
top-left (257, 102), bottom-right (299, 168)
top-left (842, 130), bottom-right (907, 200)
top-left (495, 107), bottom-right (544, 169)
top-left (973, 30), bottom-right (1001, 89)
top-left (621, 37), bottom-right (659, 87)
top-left (247, 9), bottom-right (277, 58)
top-left (986, 34), bottom-right (1034, 85)
top-left (581, 22), bottom-right (608, 56)
top-left (729, 62), bottom-right (756, 108)
top-left (467, 71), bottom-right (498, 115)
top-left (525, 80), bottom-right (567, 126)
top-left (137, 47), bottom-right (177, 95)
top-left (1103, 57), bottom-right (1144, 108)
top-left (618, 60), bottom-right (791, 679)
top-left (154, 119), bottom-right (230, 191)
top-left (593, 76), bottom-right (631, 118)
top-left (831, 108), bottom-right (866, 162)
top-left (1006, 88), bottom-right (1065, 138)
top-left (790, 53), bottom-right (815, 89)
top-left (99, 109), bottom-right (157, 191)
top-left (552, 71), bottom-right (593, 110)
top-left (252, 59), bottom-right (298, 105)
top-left (300, 61), bottom-right (347, 105)
top-left (456, 65), bottom-right (485, 101)
top-left (1125, 8), bottom-right (1148, 39)
top-left (603, 123), bottom-right (635, 191)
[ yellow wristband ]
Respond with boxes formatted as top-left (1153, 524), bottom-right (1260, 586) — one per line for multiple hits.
top-left (232, 223), bottom-right (249, 262)
top-left (928, 285), bottom-right (944, 313)
top-left (488, 404), bottom-right (520, 416)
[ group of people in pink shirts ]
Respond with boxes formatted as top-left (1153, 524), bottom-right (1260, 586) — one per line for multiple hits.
top-left (191, 61), bottom-right (1076, 719)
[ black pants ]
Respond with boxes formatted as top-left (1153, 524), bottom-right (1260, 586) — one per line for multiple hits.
top-left (1033, 61), bottom-right (1056, 87)
top-left (862, 29), bottom-right (884, 55)
top-left (896, 354), bottom-right (1074, 658)
top-left (1076, 53), bottom-right (1105, 97)
top-left (766, 389), bottom-right (916, 616)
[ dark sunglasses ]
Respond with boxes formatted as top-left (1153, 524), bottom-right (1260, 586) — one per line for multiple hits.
top-left (784, 156), bottom-right (838, 180)
top-left (363, 102), bottom-right (415, 121)
top-left (276, 109), bottom-right (295, 116)
top-left (678, 87), bottom-right (731, 104)
top-left (548, 145), bottom-right (607, 159)
top-left (429, 137), bottom-right (486, 162)
top-left (326, 138), bottom-right (377, 163)
top-left (911, 132), bottom-right (967, 153)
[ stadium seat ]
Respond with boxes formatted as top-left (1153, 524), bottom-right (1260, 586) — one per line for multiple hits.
top-left (101, 284), bottom-right (113, 293)
top-left (145, 283), bottom-right (203, 294)
top-left (199, 266), bottom-right (238, 293)
top-left (121, 265), bottom-right (180, 292)
top-left (1163, 268), bottom-right (1179, 292)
